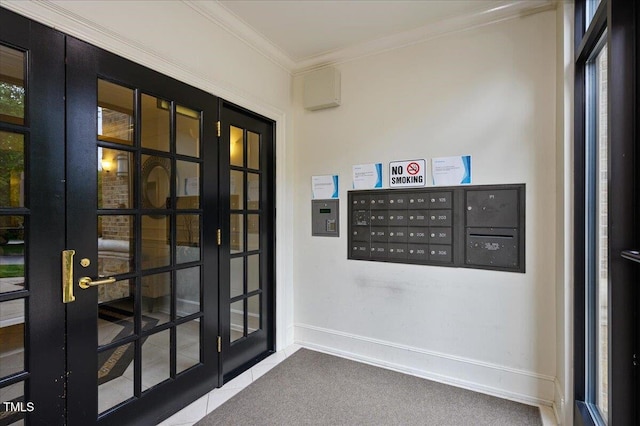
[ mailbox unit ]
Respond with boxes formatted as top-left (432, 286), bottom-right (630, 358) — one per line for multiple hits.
top-left (348, 184), bottom-right (525, 272)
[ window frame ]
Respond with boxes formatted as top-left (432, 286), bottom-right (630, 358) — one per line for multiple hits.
top-left (574, 0), bottom-right (638, 425)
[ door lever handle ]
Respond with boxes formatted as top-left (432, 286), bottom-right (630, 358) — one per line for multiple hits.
top-left (79, 276), bottom-right (116, 289)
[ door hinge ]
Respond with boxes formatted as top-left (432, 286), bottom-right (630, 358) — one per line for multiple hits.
top-left (217, 336), bottom-right (222, 353)
top-left (217, 228), bottom-right (221, 245)
top-left (216, 121), bottom-right (221, 137)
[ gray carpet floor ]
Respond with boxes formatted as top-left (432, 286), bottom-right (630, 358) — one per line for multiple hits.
top-left (196, 348), bottom-right (542, 426)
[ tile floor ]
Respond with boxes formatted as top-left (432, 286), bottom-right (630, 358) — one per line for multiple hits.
top-left (157, 344), bottom-right (559, 426)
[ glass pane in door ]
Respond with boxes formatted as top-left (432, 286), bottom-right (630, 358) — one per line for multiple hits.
top-left (0, 43), bottom-right (28, 426)
top-left (230, 126), bottom-right (243, 167)
top-left (0, 45), bottom-right (25, 125)
top-left (0, 215), bottom-right (24, 292)
top-left (98, 80), bottom-right (133, 145)
top-left (176, 320), bottom-right (200, 373)
top-left (0, 131), bottom-right (24, 208)
top-left (141, 94), bottom-right (169, 152)
top-left (176, 105), bottom-right (200, 157)
top-left (594, 43), bottom-right (608, 422)
top-left (0, 299), bottom-right (24, 376)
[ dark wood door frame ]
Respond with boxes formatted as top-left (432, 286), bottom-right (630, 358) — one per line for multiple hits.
top-left (574, 0), bottom-right (638, 424)
top-left (0, 8), bottom-right (66, 425)
top-left (219, 101), bottom-right (276, 383)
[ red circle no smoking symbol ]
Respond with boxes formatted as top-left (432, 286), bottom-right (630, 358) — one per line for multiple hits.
top-left (406, 162), bottom-right (420, 175)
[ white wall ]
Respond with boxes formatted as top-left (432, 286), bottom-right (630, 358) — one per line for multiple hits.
top-left (1, 0), bottom-right (296, 350)
top-left (293, 10), bottom-right (558, 406)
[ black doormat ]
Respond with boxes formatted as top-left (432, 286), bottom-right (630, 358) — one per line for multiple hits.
top-left (97, 305), bottom-right (159, 385)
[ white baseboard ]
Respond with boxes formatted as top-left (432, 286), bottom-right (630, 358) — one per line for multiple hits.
top-left (294, 323), bottom-right (555, 408)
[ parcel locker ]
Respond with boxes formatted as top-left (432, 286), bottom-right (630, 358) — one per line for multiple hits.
top-left (466, 228), bottom-right (519, 268)
top-left (466, 189), bottom-right (519, 228)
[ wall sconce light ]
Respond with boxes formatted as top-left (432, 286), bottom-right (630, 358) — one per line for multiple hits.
top-left (101, 158), bottom-right (112, 172)
top-left (116, 153), bottom-right (128, 178)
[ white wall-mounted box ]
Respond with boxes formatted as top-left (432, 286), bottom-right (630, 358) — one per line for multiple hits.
top-left (304, 67), bottom-right (341, 111)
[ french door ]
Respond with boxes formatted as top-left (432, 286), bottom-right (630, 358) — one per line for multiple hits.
top-left (219, 103), bottom-right (275, 381)
top-left (1, 8), bottom-right (276, 424)
top-left (1, 8), bottom-right (221, 425)
top-left (64, 38), bottom-right (219, 425)
top-left (0, 10), bottom-right (66, 426)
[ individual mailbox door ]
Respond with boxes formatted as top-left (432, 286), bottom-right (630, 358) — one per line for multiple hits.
top-left (388, 244), bottom-right (408, 260)
top-left (429, 192), bottom-right (452, 209)
top-left (407, 210), bottom-right (429, 227)
top-left (388, 228), bottom-right (408, 243)
top-left (352, 194), bottom-right (369, 208)
top-left (429, 245), bottom-right (452, 262)
top-left (351, 226), bottom-right (369, 242)
top-left (370, 227), bottom-right (388, 242)
top-left (370, 210), bottom-right (388, 226)
top-left (388, 194), bottom-right (408, 208)
top-left (352, 210), bottom-right (370, 226)
top-left (370, 194), bottom-right (387, 210)
top-left (466, 228), bottom-right (519, 268)
top-left (407, 244), bottom-right (429, 261)
top-left (370, 243), bottom-right (388, 259)
top-left (429, 210), bottom-right (452, 226)
top-left (351, 242), bottom-right (370, 259)
top-left (407, 193), bottom-right (429, 209)
top-left (466, 189), bottom-right (519, 228)
top-left (429, 227), bottom-right (452, 244)
top-left (388, 210), bottom-right (408, 227)
top-left (407, 227), bottom-right (430, 244)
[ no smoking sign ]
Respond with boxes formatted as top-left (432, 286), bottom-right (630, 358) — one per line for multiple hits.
top-left (389, 159), bottom-right (426, 188)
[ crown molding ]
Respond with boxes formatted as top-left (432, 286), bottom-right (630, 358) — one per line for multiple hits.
top-left (185, 0), bottom-right (556, 74)
top-left (0, 0), bottom-right (287, 122)
top-left (2, 0), bottom-right (556, 77)
top-left (293, 0), bottom-right (557, 74)
top-left (184, 0), bottom-right (296, 73)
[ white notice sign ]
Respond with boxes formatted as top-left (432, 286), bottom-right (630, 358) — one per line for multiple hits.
top-left (431, 155), bottom-right (472, 186)
top-left (312, 175), bottom-right (339, 199)
top-left (352, 163), bottom-right (383, 189)
top-left (389, 159), bottom-right (426, 188)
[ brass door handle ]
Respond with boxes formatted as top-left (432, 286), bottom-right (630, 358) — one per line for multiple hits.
top-left (62, 250), bottom-right (76, 303)
top-left (79, 276), bottom-right (116, 289)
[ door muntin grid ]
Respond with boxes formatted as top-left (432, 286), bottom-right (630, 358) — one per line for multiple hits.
top-left (96, 79), bottom-right (204, 414)
top-left (229, 127), bottom-right (262, 343)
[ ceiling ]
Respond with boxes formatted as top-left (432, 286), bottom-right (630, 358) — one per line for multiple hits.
top-left (205, 0), bottom-right (556, 72)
